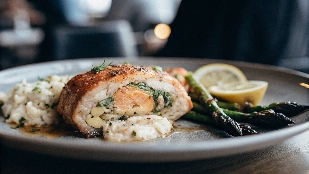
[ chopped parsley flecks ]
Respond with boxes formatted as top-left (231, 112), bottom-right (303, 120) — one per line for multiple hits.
top-left (91, 60), bottom-right (113, 73)
top-left (14, 117), bottom-right (26, 129)
top-left (152, 66), bottom-right (163, 72)
top-left (38, 77), bottom-right (49, 82)
top-left (32, 86), bottom-right (42, 93)
top-left (132, 131), bottom-right (137, 136)
top-left (118, 115), bottom-right (128, 121)
top-left (97, 97), bottom-right (114, 108)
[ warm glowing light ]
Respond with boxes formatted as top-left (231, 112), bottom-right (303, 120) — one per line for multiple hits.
top-left (300, 82), bottom-right (309, 88)
top-left (154, 23), bottom-right (171, 40)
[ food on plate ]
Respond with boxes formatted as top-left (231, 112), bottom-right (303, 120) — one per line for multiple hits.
top-left (1, 61), bottom-right (308, 141)
top-left (165, 67), bottom-right (190, 92)
top-left (181, 69), bottom-right (307, 134)
top-left (208, 80), bottom-right (268, 106)
top-left (193, 63), bottom-right (247, 90)
top-left (184, 72), bottom-right (242, 136)
top-left (243, 101), bottom-right (309, 117)
top-left (57, 62), bottom-right (193, 141)
top-left (183, 72), bottom-right (298, 134)
top-left (193, 63), bottom-right (268, 106)
top-left (1, 75), bottom-right (72, 127)
top-left (191, 101), bottom-right (294, 129)
top-left (182, 111), bottom-right (258, 135)
top-left (101, 115), bottom-right (172, 142)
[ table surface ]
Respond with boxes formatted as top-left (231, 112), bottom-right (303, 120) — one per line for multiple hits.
top-left (1, 129), bottom-right (309, 174)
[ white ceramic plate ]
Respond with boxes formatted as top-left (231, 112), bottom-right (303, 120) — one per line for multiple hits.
top-left (1, 57), bottom-right (309, 162)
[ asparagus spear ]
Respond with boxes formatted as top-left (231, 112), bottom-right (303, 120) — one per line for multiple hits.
top-left (183, 111), bottom-right (257, 135)
top-left (189, 93), bottom-right (241, 111)
top-left (243, 101), bottom-right (309, 117)
top-left (217, 101), bottom-right (241, 111)
top-left (202, 100), bottom-right (309, 117)
top-left (223, 109), bottom-right (294, 128)
top-left (185, 72), bottom-right (243, 136)
top-left (192, 101), bottom-right (294, 128)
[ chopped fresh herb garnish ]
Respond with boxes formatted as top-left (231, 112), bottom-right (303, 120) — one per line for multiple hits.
top-left (132, 131), bottom-right (137, 136)
top-left (38, 77), bottom-right (48, 82)
top-left (14, 117), bottom-right (26, 128)
top-left (97, 97), bottom-right (114, 108)
top-left (32, 86), bottom-right (42, 93)
top-left (45, 104), bottom-right (50, 108)
top-left (91, 60), bottom-right (113, 73)
top-left (109, 122), bottom-right (112, 126)
top-left (152, 66), bottom-right (163, 72)
top-left (118, 115), bottom-right (128, 121)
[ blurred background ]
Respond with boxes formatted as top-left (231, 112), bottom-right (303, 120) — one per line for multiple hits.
top-left (0, 0), bottom-right (308, 73)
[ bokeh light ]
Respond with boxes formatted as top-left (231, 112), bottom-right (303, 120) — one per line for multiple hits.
top-left (154, 23), bottom-right (171, 40)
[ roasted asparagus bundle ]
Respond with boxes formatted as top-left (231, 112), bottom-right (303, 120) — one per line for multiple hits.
top-left (183, 111), bottom-right (258, 135)
top-left (184, 72), bottom-right (243, 136)
top-left (192, 102), bottom-right (294, 128)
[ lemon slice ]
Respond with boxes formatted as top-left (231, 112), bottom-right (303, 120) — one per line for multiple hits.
top-left (194, 63), bottom-right (247, 90)
top-left (209, 80), bottom-right (268, 106)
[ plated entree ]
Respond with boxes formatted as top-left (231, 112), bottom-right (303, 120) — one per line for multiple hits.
top-left (0, 61), bottom-right (308, 142)
top-left (0, 62), bottom-right (193, 142)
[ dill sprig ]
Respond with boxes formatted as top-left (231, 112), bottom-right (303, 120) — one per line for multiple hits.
top-left (91, 60), bottom-right (113, 73)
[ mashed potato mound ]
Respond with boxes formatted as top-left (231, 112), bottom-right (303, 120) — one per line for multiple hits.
top-left (1, 75), bottom-right (71, 127)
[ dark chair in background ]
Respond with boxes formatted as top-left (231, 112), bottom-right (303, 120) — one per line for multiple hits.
top-left (51, 20), bottom-right (137, 60)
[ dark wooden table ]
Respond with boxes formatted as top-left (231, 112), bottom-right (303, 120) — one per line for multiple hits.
top-left (1, 129), bottom-right (309, 174)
